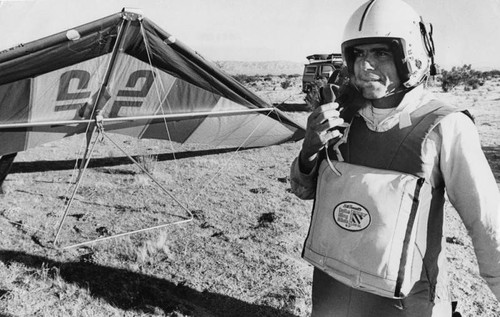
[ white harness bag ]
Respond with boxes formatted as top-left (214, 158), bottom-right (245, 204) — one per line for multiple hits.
top-left (302, 158), bottom-right (432, 298)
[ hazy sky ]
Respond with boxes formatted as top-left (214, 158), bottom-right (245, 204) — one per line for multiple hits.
top-left (0, 0), bottom-right (499, 70)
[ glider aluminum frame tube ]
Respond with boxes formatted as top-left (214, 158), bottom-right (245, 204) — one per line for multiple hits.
top-left (0, 107), bottom-right (276, 129)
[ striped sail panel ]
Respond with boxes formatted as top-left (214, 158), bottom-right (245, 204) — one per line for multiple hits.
top-left (0, 55), bottom-right (111, 155)
top-left (182, 98), bottom-right (297, 147)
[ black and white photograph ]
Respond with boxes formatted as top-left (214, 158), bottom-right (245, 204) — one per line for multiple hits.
top-left (0, 0), bottom-right (499, 316)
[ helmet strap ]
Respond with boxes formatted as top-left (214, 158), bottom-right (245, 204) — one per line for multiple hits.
top-left (386, 85), bottom-right (412, 98)
top-left (420, 21), bottom-right (436, 76)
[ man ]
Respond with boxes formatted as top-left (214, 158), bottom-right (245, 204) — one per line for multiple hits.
top-left (290, 0), bottom-right (500, 316)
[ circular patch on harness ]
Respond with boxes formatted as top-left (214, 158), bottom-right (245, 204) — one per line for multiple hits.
top-left (333, 202), bottom-right (371, 231)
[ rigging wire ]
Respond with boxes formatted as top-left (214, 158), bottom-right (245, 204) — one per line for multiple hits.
top-left (54, 18), bottom-right (132, 246)
top-left (10, 14), bottom-right (297, 248)
top-left (0, 24), bottom-right (117, 246)
top-left (189, 107), bottom-right (277, 206)
top-left (54, 18), bottom-right (195, 248)
top-left (58, 124), bottom-right (194, 249)
top-left (67, 19), bottom-right (130, 186)
top-left (137, 20), bottom-right (284, 210)
top-left (139, 21), bottom-right (182, 178)
top-left (66, 60), bottom-right (109, 188)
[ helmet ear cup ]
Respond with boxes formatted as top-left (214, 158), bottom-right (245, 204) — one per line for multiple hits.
top-left (342, 46), bottom-right (355, 76)
top-left (389, 39), bottom-right (411, 84)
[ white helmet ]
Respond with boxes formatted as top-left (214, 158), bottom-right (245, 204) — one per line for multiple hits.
top-left (341, 0), bottom-right (436, 88)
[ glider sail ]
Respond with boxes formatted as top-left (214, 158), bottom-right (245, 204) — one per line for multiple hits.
top-left (0, 9), bottom-right (305, 156)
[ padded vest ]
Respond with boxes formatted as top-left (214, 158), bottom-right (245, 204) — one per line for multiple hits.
top-left (303, 100), bottom-right (458, 300)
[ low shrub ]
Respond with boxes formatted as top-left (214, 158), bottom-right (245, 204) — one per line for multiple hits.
top-left (440, 64), bottom-right (489, 92)
top-left (280, 79), bottom-right (292, 89)
top-left (232, 74), bottom-right (260, 84)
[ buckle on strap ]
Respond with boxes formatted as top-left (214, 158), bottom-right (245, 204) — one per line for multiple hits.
top-left (324, 121), bottom-right (351, 175)
top-left (330, 121), bottom-right (351, 162)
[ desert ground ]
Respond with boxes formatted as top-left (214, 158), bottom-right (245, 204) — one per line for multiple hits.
top-left (1, 74), bottom-right (500, 316)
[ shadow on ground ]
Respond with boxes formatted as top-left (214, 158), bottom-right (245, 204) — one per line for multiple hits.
top-left (10, 147), bottom-right (258, 174)
top-left (0, 250), bottom-right (296, 317)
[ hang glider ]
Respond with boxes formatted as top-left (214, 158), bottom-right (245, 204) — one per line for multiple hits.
top-left (0, 8), bottom-right (306, 248)
top-left (0, 9), bottom-right (305, 157)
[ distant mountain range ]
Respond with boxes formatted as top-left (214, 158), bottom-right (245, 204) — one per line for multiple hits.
top-left (215, 60), bottom-right (305, 76)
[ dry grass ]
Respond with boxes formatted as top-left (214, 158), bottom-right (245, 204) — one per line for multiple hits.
top-left (0, 76), bottom-right (499, 316)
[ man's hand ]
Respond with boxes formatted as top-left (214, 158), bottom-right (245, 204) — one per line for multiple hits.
top-left (299, 102), bottom-right (347, 173)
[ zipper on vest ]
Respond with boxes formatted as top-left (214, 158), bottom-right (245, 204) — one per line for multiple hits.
top-left (394, 177), bottom-right (425, 297)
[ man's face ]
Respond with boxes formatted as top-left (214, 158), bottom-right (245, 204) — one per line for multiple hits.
top-left (352, 43), bottom-right (402, 99)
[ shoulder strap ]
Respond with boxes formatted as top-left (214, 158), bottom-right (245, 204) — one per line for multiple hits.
top-left (329, 99), bottom-right (461, 177)
top-left (387, 100), bottom-right (457, 176)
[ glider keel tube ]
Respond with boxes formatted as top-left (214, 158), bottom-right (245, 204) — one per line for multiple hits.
top-left (0, 108), bottom-right (277, 129)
